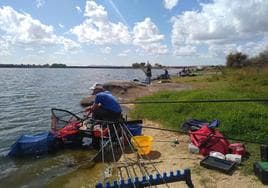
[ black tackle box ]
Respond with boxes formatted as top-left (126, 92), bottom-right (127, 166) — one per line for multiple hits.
top-left (254, 161), bottom-right (268, 185)
top-left (200, 156), bottom-right (236, 174)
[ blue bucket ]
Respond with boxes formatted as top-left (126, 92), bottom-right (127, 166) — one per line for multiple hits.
top-left (126, 123), bottom-right (142, 136)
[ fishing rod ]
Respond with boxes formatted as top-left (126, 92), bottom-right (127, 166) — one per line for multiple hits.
top-left (139, 125), bottom-right (268, 145)
top-left (86, 118), bottom-right (267, 145)
top-left (120, 98), bottom-right (268, 105)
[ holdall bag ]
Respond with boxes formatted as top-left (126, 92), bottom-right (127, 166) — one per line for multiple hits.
top-left (190, 125), bottom-right (230, 156)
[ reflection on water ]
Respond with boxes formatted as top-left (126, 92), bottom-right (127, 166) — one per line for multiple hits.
top-left (0, 149), bottom-right (100, 187)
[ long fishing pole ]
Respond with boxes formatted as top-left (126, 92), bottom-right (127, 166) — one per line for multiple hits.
top-left (119, 98), bottom-right (268, 105)
top-left (139, 125), bottom-right (268, 145)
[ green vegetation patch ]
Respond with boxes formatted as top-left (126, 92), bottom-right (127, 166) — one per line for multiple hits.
top-left (131, 89), bottom-right (268, 143)
top-left (130, 66), bottom-right (268, 175)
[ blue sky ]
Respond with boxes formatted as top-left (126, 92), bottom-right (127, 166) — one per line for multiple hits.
top-left (0, 0), bottom-right (268, 66)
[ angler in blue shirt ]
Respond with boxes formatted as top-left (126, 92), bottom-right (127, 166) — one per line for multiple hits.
top-left (86, 83), bottom-right (122, 121)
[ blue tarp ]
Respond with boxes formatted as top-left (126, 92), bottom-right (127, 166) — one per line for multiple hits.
top-left (8, 131), bottom-right (55, 157)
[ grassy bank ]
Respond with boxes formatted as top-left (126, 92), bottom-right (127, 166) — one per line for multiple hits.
top-left (130, 66), bottom-right (268, 175)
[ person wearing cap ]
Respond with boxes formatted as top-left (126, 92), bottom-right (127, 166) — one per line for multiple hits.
top-left (85, 83), bottom-right (122, 121)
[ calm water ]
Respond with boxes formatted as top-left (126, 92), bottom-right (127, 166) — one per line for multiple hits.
top-left (0, 68), bottom-right (177, 188)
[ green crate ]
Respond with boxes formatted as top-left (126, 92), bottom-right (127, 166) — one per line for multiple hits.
top-left (254, 161), bottom-right (268, 184)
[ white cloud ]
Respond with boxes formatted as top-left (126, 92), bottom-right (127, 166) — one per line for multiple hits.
top-left (133, 17), bottom-right (168, 55)
top-left (58, 23), bottom-right (64, 28)
top-left (171, 0), bottom-right (268, 57)
top-left (0, 6), bottom-right (55, 43)
top-left (84, 0), bottom-right (107, 20)
top-left (163, 0), bottom-right (179, 10)
top-left (24, 47), bottom-right (34, 51)
top-left (71, 1), bottom-right (167, 56)
top-left (173, 45), bottom-right (197, 56)
top-left (133, 18), bottom-right (164, 44)
top-left (0, 37), bottom-right (11, 56)
top-left (19, 54), bottom-right (49, 65)
top-left (0, 6), bottom-right (79, 51)
top-left (100, 46), bottom-right (112, 54)
top-left (118, 49), bottom-right (130, 56)
top-left (54, 51), bottom-right (65, 55)
top-left (208, 43), bottom-right (237, 57)
top-left (71, 0), bottom-right (131, 45)
top-left (36, 0), bottom-right (45, 8)
top-left (58, 37), bottom-right (80, 51)
top-left (38, 50), bottom-right (45, 54)
top-left (76, 6), bottom-right (82, 13)
top-left (118, 53), bottom-right (127, 57)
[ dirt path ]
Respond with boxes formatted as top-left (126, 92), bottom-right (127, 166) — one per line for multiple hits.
top-left (118, 81), bottom-right (264, 188)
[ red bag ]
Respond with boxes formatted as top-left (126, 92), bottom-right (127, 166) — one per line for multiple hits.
top-left (190, 125), bottom-right (230, 156)
top-left (229, 143), bottom-right (246, 156)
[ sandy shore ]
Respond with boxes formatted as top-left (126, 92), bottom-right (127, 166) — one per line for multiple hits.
top-left (115, 81), bottom-right (263, 188)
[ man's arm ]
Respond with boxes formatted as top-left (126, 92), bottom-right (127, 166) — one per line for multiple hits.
top-left (85, 103), bottom-right (101, 116)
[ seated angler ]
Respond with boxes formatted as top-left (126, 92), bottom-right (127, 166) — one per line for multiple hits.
top-left (85, 83), bottom-right (123, 149)
top-left (85, 83), bottom-right (122, 122)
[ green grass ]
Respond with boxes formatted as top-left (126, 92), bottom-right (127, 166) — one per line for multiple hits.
top-left (130, 66), bottom-right (268, 175)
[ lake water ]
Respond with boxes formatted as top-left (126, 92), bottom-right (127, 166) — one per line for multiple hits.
top-left (0, 68), bottom-right (179, 188)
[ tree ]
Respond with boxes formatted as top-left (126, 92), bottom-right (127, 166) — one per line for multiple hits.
top-left (226, 52), bottom-right (248, 68)
top-left (258, 50), bottom-right (268, 64)
top-left (50, 63), bottom-right (67, 68)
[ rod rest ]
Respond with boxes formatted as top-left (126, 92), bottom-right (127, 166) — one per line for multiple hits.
top-left (96, 169), bottom-right (194, 188)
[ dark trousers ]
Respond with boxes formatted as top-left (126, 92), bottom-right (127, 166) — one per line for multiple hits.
top-left (92, 107), bottom-right (122, 122)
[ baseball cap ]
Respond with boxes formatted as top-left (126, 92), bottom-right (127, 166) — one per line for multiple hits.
top-left (90, 83), bottom-right (104, 90)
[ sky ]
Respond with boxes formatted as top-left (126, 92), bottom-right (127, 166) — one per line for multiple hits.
top-left (0, 0), bottom-right (268, 66)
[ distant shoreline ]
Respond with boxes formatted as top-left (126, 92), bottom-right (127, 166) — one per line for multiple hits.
top-left (0, 64), bottom-right (197, 69)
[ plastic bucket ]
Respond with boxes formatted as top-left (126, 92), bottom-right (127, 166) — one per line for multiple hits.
top-left (127, 123), bottom-right (142, 136)
top-left (131, 135), bottom-right (153, 155)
